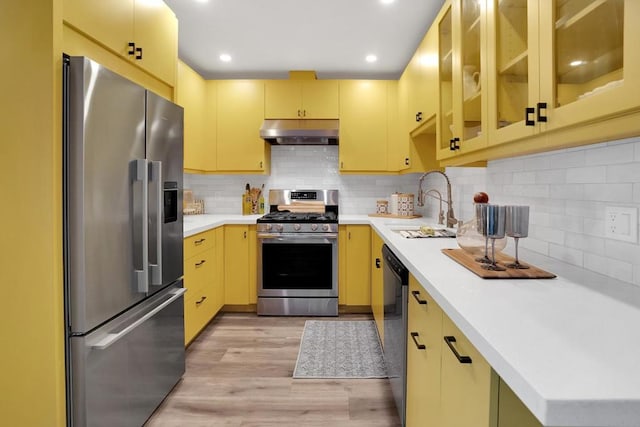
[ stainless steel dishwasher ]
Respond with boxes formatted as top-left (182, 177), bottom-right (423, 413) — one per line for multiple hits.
top-left (382, 244), bottom-right (409, 427)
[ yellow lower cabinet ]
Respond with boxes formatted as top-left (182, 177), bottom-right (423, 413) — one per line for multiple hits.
top-left (440, 313), bottom-right (499, 427)
top-left (224, 225), bottom-right (251, 305)
top-left (406, 275), bottom-right (443, 427)
top-left (370, 229), bottom-right (384, 341)
top-left (338, 225), bottom-right (371, 306)
top-left (183, 289), bottom-right (211, 345)
top-left (183, 228), bottom-right (223, 345)
top-left (497, 380), bottom-right (543, 427)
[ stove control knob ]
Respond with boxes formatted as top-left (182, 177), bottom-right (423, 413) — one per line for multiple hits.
top-left (322, 224), bottom-right (330, 232)
top-left (265, 224), bottom-right (272, 231)
top-left (275, 224), bottom-right (284, 232)
top-left (294, 224), bottom-right (302, 231)
top-left (311, 224), bottom-right (318, 231)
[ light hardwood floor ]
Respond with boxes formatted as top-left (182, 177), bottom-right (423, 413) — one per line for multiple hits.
top-left (146, 313), bottom-right (401, 427)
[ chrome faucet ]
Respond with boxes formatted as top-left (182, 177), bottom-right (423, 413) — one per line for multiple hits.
top-left (418, 170), bottom-right (458, 228)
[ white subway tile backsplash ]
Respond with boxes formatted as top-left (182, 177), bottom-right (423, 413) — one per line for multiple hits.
top-left (186, 136), bottom-right (640, 287)
top-left (534, 169), bottom-right (566, 184)
top-left (531, 225), bottom-right (565, 246)
top-left (549, 183), bottom-right (585, 200)
top-left (604, 240), bottom-right (640, 265)
top-left (513, 171), bottom-right (536, 185)
top-left (606, 163), bottom-right (640, 183)
top-left (548, 150), bottom-right (586, 169)
top-left (585, 142), bottom-right (635, 166)
top-left (566, 166), bottom-right (607, 183)
top-left (583, 253), bottom-right (633, 284)
top-left (564, 232), bottom-right (606, 256)
top-left (549, 244), bottom-right (584, 267)
top-left (583, 183), bottom-right (633, 202)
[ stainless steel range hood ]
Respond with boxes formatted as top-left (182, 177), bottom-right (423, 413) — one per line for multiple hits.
top-left (260, 119), bottom-right (339, 145)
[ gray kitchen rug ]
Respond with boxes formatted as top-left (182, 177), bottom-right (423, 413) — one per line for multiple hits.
top-left (293, 320), bottom-right (387, 379)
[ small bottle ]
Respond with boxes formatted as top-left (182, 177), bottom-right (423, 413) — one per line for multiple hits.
top-left (258, 194), bottom-right (265, 214)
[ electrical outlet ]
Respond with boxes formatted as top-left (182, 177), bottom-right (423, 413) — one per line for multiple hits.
top-left (605, 206), bottom-right (638, 243)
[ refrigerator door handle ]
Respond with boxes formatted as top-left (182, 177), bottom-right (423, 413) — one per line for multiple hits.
top-left (149, 160), bottom-right (163, 286)
top-left (91, 287), bottom-right (186, 350)
top-left (133, 158), bottom-right (149, 293)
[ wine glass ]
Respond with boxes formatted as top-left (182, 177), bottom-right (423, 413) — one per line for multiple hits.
top-left (482, 205), bottom-right (506, 271)
top-left (505, 205), bottom-right (530, 269)
top-left (474, 203), bottom-right (491, 264)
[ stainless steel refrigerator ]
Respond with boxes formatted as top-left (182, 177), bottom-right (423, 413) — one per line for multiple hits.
top-left (63, 56), bottom-right (185, 427)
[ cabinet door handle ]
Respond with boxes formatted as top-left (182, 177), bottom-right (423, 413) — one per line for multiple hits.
top-left (303, 109), bottom-right (306, 117)
top-left (297, 109), bottom-right (301, 117)
top-left (416, 112), bottom-right (422, 122)
top-left (444, 336), bottom-right (472, 364)
top-left (259, 161), bottom-right (263, 169)
top-left (411, 290), bottom-right (427, 305)
top-left (449, 139), bottom-right (456, 151)
top-left (135, 47), bottom-right (143, 60)
top-left (525, 107), bottom-right (535, 126)
top-left (410, 332), bottom-right (426, 350)
top-left (195, 296), bottom-right (207, 305)
top-left (453, 137), bottom-right (460, 150)
top-left (195, 260), bottom-right (206, 267)
top-left (375, 258), bottom-right (381, 268)
top-left (243, 231), bottom-right (247, 239)
top-left (128, 42), bottom-right (136, 56)
top-left (194, 238), bottom-right (206, 245)
top-left (537, 102), bottom-right (548, 123)
top-left (405, 157), bottom-right (410, 166)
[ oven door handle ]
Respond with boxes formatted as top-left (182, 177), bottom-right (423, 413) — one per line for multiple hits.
top-left (258, 233), bottom-right (338, 240)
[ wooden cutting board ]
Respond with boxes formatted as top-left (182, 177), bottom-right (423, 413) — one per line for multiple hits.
top-left (441, 248), bottom-right (556, 279)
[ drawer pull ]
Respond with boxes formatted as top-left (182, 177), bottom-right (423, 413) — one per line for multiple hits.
top-left (194, 238), bottom-right (206, 245)
top-left (375, 258), bottom-right (381, 269)
top-left (537, 102), bottom-right (548, 123)
top-left (444, 336), bottom-right (472, 364)
top-left (195, 296), bottom-right (207, 305)
top-left (410, 332), bottom-right (426, 350)
top-left (411, 290), bottom-right (427, 305)
top-left (195, 260), bottom-right (206, 267)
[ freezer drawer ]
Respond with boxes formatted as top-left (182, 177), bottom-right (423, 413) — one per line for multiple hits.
top-left (69, 285), bottom-right (186, 427)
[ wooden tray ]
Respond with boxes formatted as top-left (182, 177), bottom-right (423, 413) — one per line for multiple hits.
top-left (368, 213), bottom-right (422, 219)
top-left (441, 248), bottom-right (556, 279)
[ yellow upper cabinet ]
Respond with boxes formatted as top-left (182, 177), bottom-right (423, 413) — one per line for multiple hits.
top-left (177, 61), bottom-right (216, 172)
top-left (216, 80), bottom-right (270, 173)
top-left (133, 0), bottom-right (178, 85)
top-left (437, 0), bottom-right (489, 161)
top-left (264, 80), bottom-right (339, 119)
top-left (63, 0), bottom-right (178, 86)
top-left (405, 26), bottom-right (439, 134)
top-left (339, 80), bottom-right (390, 172)
top-left (487, 0), bottom-right (639, 146)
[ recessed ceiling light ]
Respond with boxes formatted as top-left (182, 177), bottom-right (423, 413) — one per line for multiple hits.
top-left (220, 54), bottom-right (232, 62)
top-left (380, 0), bottom-right (395, 4)
top-left (570, 60), bottom-right (585, 67)
top-left (366, 55), bottom-right (378, 63)
top-left (194, 0), bottom-right (209, 3)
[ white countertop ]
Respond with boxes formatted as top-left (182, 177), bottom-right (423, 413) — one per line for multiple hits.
top-left (184, 214), bottom-right (640, 426)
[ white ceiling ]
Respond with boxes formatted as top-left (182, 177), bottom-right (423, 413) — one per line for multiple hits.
top-left (164, 0), bottom-right (445, 80)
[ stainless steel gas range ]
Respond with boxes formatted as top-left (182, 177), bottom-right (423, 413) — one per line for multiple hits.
top-left (257, 189), bottom-right (339, 316)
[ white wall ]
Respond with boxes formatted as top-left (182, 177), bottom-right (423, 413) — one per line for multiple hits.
top-left (185, 137), bottom-right (640, 287)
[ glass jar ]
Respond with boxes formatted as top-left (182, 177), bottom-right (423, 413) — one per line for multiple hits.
top-left (456, 215), bottom-right (507, 256)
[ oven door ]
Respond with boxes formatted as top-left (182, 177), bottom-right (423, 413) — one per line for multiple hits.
top-left (258, 233), bottom-right (338, 298)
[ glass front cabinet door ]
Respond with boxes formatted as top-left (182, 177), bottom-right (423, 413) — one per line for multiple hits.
top-left (487, 0), bottom-right (640, 147)
top-left (438, 0), bottom-right (489, 160)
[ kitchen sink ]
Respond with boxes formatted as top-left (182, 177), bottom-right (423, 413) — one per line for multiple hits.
top-left (386, 223), bottom-right (457, 238)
